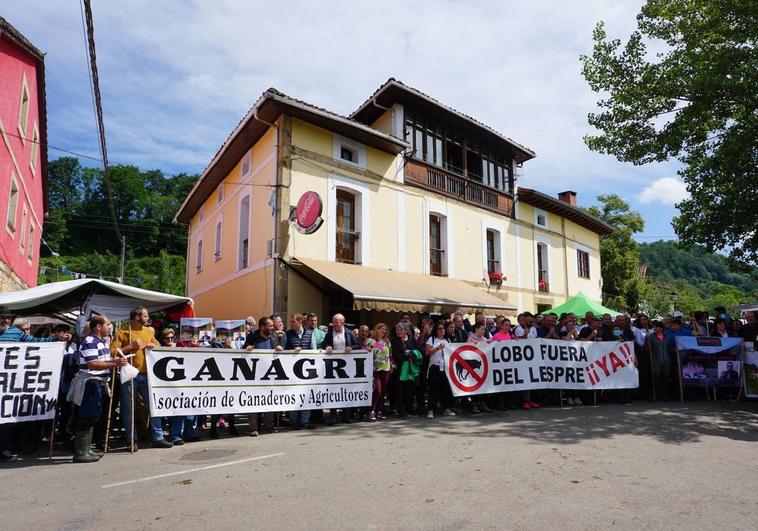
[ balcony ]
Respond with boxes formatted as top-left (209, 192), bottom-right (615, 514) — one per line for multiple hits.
top-left (405, 159), bottom-right (514, 217)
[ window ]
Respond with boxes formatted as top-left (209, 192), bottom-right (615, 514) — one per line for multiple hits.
top-left (336, 190), bottom-right (359, 264)
top-left (535, 208), bottom-right (547, 228)
top-left (27, 225), bottom-right (35, 261)
top-left (429, 214), bottom-right (445, 276)
top-left (537, 242), bottom-right (549, 292)
top-left (29, 123), bottom-right (39, 175)
top-left (486, 229), bottom-right (501, 274)
top-left (217, 184), bottom-right (224, 205)
top-left (17, 75), bottom-right (30, 142)
top-left (403, 111), bottom-right (513, 192)
top-left (6, 175), bottom-right (19, 233)
top-left (238, 195), bottom-right (250, 270)
top-left (196, 239), bottom-right (203, 272)
top-left (19, 207), bottom-right (27, 251)
top-left (577, 249), bottom-right (590, 279)
top-left (214, 220), bottom-right (222, 260)
top-left (340, 146), bottom-right (355, 163)
top-left (333, 135), bottom-right (365, 168)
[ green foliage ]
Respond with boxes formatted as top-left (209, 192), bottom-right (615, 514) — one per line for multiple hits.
top-left (581, 0), bottom-right (758, 263)
top-left (586, 194), bottom-right (645, 310)
top-left (639, 280), bottom-right (673, 318)
top-left (638, 240), bottom-right (758, 314)
top-left (41, 157), bottom-right (196, 294)
top-left (38, 251), bottom-right (186, 296)
top-left (639, 241), bottom-right (758, 293)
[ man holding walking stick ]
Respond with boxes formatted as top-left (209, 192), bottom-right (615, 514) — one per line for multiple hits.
top-left (111, 307), bottom-right (172, 450)
top-left (67, 314), bottom-right (127, 463)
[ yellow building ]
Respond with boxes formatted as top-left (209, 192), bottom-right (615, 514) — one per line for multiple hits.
top-left (174, 79), bottom-right (613, 325)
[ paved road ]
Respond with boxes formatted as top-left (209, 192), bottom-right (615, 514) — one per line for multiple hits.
top-left (2, 401), bottom-right (757, 530)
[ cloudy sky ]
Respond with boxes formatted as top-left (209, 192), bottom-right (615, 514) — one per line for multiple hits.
top-left (6, 0), bottom-right (687, 240)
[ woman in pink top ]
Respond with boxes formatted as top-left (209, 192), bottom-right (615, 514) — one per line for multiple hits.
top-left (492, 318), bottom-right (513, 341)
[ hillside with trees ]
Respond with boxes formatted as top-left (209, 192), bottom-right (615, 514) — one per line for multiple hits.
top-left (637, 241), bottom-right (758, 313)
top-left (38, 157), bottom-right (195, 295)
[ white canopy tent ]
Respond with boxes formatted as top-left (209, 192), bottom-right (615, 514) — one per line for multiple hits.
top-left (728, 302), bottom-right (758, 314)
top-left (0, 279), bottom-right (192, 322)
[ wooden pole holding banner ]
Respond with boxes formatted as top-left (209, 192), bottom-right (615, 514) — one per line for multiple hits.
top-left (48, 417), bottom-right (56, 460)
top-left (103, 368), bottom-right (116, 454)
top-left (130, 381), bottom-right (135, 454)
top-left (734, 341), bottom-right (744, 402)
top-left (675, 341), bottom-right (684, 403)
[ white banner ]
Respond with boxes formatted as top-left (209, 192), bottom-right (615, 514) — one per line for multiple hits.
top-left (443, 339), bottom-right (638, 397)
top-left (146, 347), bottom-right (372, 416)
top-left (0, 342), bottom-right (64, 424)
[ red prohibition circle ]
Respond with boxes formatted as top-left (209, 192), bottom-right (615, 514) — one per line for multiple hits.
top-left (448, 345), bottom-right (488, 392)
top-left (295, 191), bottom-right (322, 229)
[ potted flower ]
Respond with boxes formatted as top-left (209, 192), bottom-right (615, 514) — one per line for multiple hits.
top-left (538, 279), bottom-right (549, 292)
top-left (488, 271), bottom-right (506, 287)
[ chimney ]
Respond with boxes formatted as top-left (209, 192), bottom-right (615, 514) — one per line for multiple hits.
top-left (558, 191), bottom-right (577, 206)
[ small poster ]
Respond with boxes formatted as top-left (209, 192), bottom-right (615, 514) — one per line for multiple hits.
top-left (677, 336), bottom-right (742, 388)
top-left (216, 319), bottom-right (247, 349)
top-left (180, 317), bottom-right (214, 342)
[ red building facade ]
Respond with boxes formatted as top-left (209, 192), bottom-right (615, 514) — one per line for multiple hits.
top-left (0, 16), bottom-right (47, 290)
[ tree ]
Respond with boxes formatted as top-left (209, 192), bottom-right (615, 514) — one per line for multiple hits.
top-left (639, 280), bottom-right (674, 318)
top-left (39, 156), bottom-right (197, 294)
top-left (587, 194), bottom-right (645, 311)
top-left (581, 0), bottom-right (758, 263)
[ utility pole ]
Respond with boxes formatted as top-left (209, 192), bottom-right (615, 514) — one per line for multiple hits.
top-left (83, 0), bottom-right (124, 283)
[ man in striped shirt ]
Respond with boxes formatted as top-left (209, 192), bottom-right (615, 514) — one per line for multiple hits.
top-left (67, 314), bottom-right (127, 463)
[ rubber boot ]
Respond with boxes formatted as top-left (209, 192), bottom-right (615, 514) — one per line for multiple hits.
top-left (73, 430), bottom-right (101, 463)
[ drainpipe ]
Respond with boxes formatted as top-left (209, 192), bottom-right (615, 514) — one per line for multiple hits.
top-left (253, 107), bottom-right (280, 314)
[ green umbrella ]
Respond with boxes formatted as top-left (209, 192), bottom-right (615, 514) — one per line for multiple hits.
top-left (541, 291), bottom-right (621, 317)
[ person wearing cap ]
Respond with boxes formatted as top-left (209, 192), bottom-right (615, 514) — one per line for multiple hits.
top-left (665, 317), bottom-right (692, 350)
top-left (0, 317), bottom-right (70, 343)
top-left (0, 306), bottom-right (13, 335)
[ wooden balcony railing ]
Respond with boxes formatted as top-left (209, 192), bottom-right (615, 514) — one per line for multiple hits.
top-left (405, 159), bottom-right (514, 217)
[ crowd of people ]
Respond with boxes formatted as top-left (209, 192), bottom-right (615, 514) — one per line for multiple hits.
top-left (1, 304), bottom-right (755, 463)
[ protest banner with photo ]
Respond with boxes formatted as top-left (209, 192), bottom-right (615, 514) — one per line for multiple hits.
top-left (442, 339), bottom-right (637, 397)
top-left (676, 336), bottom-right (743, 389)
top-left (0, 342), bottom-right (64, 424)
top-left (744, 342), bottom-right (758, 398)
top-left (215, 320), bottom-right (247, 349)
top-left (180, 317), bottom-right (214, 342)
top-left (145, 347), bottom-right (371, 416)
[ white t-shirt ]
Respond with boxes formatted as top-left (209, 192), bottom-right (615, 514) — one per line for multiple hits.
top-left (426, 336), bottom-right (447, 368)
top-left (514, 326), bottom-right (538, 339)
top-left (332, 330), bottom-right (347, 351)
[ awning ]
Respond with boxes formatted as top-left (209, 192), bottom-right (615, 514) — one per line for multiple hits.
top-left (0, 279), bottom-right (193, 321)
top-left (539, 291), bottom-right (620, 317)
top-left (292, 258), bottom-right (516, 314)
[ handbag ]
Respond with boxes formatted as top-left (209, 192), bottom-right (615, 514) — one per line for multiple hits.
top-left (120, 362), bottom-right (139, 383)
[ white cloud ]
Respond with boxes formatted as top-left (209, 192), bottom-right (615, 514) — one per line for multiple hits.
top-left (639, 177), bottom-right (690, 206)
top-left (4, 0), bottom-right (684, 236)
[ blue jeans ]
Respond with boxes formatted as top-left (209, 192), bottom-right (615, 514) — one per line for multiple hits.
top-left (169, 416), bottom-right (197, 442)
top-left (289, 410), bottom-right (312, 426)
top-left (120, 373), bottom-right (164, 443)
